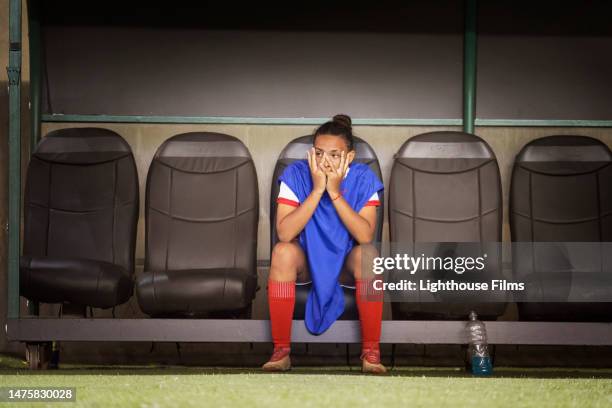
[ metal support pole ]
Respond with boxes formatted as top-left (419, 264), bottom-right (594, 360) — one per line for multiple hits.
top-left (28, 0), bottom-right (42, 153)
top-left (463, 0), bottom-right (477, 134)
top-left (7, 0), bottom-right (22, 319)
top-left (26, 0), bottom-right (41, 316)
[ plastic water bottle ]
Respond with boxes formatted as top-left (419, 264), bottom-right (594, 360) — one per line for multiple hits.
top-left (467, 311), bottom-right (493, 376)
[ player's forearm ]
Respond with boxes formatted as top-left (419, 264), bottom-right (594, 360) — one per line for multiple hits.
top-left (331, 196), bottom-right (374, 244)
top-left (276, 190), bottom-right (324, 242)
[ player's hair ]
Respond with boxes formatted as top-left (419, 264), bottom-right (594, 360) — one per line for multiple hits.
top-left (313, 114), bottom-right (354, 151)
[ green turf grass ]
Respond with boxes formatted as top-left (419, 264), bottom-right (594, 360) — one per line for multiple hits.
top-left (1, 355), bottom-right (611, 408)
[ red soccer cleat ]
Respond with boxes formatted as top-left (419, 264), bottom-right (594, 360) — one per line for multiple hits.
top-left (360, 348), bottom-right (387, 374)
top-left (262, 347), bottom-right (292, 372)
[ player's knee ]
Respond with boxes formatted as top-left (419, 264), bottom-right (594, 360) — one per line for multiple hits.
top-left (271, 242), bottom-right (300, 264)
top-left (348, 244), bottom-right (379, 279)
top-left (270, 242), bottom-right (300, 281)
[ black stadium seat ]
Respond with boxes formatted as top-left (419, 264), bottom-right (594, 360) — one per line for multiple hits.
top-left (270, 135), bottom-right (384, 319)
top-left (389, 131), bottom-right (506, 320)
top-left (510, 135), bottom-right (612, 321)
top-left (20, 128), bottom-right (139, 309)
top-left (137, 132), bottom-right (259, 317)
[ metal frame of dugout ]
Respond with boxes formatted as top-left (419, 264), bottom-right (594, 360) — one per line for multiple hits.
top-left (5, 0), bottom-right (612, 369)
top-left (7, 319), bottom-right (612, 346)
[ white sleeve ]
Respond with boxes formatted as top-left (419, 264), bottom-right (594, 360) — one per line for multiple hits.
top-left (277, 182), bottom-right (300, 205)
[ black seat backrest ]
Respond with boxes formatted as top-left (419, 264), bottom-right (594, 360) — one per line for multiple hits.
top-left (389, 131), bottom-right (505, 319)
top-left (511, 135), bottom-right (612, 242)
top-left (145, 132), bottom-right (258, 273)
top-left (510, 135), bottom-right (612, 320)
top-left (390, 131), bottom-right (502, 243)
top-left (269, 135), bottom-right (384, 253)
top-left (23, 127), bottom-right (139, 275)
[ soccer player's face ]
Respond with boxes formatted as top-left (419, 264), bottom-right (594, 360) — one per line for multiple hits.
top-left (313, 134), bottom-right (354, 171)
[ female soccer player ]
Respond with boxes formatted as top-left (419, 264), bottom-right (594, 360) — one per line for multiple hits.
top-left (263, 114), bottom-right (386, 373)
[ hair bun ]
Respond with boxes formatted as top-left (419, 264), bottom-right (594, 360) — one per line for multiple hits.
top-left (332, 114), bottom-right (352, 130)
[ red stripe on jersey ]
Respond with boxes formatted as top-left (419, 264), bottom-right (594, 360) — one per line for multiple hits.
top-left (277, 197), bottom-right (300, 207)
top-left (364, 200), bottom-right (381, 207)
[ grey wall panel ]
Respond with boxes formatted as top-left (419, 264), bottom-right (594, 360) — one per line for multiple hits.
top-left (476, 35), bottom-right (612, 120)
top-left (476, 0), bottom-right (612, 121)
top-left (42, 27), bottom-right (463, 119)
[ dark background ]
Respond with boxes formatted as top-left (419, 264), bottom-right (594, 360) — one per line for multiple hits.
top-left (39, 0), bottom-right (612, 120)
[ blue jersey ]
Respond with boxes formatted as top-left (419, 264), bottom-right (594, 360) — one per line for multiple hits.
top-left (278, 160), bottom-right (384, 334)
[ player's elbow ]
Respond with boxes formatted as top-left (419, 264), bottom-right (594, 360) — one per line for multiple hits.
top-left (277, 233), bottom-right (295, 243)
top-left (276, 227), bottom-right (296, 243)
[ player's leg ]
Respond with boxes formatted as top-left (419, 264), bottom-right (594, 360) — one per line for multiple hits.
top-left (345, 243), bottom-right (386, 374)
top-left (263, 241), bottom-right (308, 371)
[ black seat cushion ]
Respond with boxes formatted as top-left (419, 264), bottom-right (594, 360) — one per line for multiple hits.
top-left (20, 256), bottom-right (132, 309)
top-left (137, 269), bottom-right (257, 316)
top-left (20, 128), bottom-right (139, 308)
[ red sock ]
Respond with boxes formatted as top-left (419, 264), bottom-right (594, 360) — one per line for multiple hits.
top-left (267, 279), bottom-right (296, 349)
top-left (356, 278), bottom-right (383, 353)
